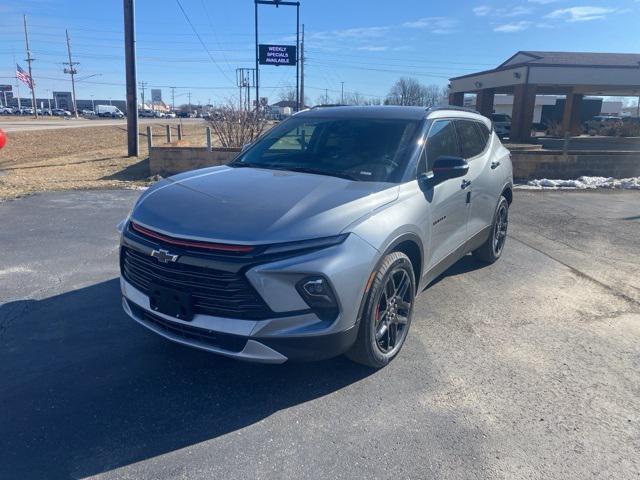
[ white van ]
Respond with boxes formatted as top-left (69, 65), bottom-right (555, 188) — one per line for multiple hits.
top-left (96, 105), bottom-right (124, 118)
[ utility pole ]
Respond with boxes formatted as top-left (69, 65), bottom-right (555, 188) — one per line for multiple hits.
top-left (325, 88), bottom-right (328, 105)
top-left (138, 81), bottom-right (147, 108)
top-left (124, 0), bottom-right (139, 156)
top-left (341, 81), bottom-right (344, 104)
top-left (187, 91), bottom-right (191, 113)
top-left (64, 29), bottom-right (79, 118)
top-left (23, 14), bottom-right (37, 118)
top-left (170, 86), bottom-right (176, 111)
top-left (46, 89), bottom-right (51, 112)
top-left (300, 24), bottom-right (304, 109)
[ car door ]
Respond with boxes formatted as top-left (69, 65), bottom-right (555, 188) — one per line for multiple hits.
top-left (454, 120), bottom-right (497, 240)
top-left (422, 119), bottom-right (470, 269)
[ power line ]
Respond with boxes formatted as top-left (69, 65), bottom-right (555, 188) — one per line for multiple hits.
top-left (174, 0), bottom-right (235, 85)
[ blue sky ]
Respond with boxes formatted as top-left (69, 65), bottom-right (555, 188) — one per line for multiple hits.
top-left (1, 0), bottom-right (639, 105)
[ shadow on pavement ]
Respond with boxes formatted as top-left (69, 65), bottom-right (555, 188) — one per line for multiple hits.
top-left (426, 253), bottom-right (489, 289)
top-left (0, 279), bottom-right (375, 479)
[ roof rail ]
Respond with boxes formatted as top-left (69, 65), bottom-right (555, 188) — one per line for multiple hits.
top-left (310, 104), bottom-right (349, 109)
top-left (426, 105), bottom-right (480, 115)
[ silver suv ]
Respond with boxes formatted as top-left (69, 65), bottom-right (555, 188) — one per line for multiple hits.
top-left (119, 106), bottom-right (512, 368)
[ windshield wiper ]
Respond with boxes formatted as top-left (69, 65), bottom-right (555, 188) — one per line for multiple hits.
top-left (229, 162), bottom-right (272, 169)
top-left (277, 166), bottom-right (358, 181)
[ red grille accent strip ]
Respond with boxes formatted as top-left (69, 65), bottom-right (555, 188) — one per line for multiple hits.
top-left (130, 222), bottom-right (254, 253)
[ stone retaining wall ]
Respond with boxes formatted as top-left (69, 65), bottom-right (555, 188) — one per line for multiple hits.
top-left (511, 150), bottom-right (640, 181)
top-left (149, 147), bottom-right (241, 176)
top-left (149, 145), bottom-right (640, 182)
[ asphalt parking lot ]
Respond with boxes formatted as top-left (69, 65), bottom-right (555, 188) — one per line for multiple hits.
top-left (1, 189), bottom-right (639, 479)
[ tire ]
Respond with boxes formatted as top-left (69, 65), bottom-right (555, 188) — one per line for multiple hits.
top-left (472, 195), bottom-right (509, 264)
top-left (346, 252), bottom-right (416, 368)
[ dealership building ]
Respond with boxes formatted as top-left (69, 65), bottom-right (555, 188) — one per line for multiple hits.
top-left (449, 51), bottom-right (640, 142)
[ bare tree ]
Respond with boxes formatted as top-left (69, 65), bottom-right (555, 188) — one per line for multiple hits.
top-left (208, 102), bottom-right (268, 148)
top-left (423, 85), bottom-right (449, 108)
top-left (385, 77), bottom-right (427, 106)
top-left (385, 78), bottom-right (447, 107)
top-left (278, 85), bottom-right (297, 103)
top-left (363, 97), bottom-right (383, 106)
top-left (344, 91), bottom-right (366, 106)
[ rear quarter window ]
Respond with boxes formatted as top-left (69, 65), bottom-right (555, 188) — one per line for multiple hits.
top-left (455, 120), bottom-right (487, 159)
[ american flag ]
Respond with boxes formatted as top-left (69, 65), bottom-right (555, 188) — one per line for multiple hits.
top-left (16, 64), bottom-right (34, 89)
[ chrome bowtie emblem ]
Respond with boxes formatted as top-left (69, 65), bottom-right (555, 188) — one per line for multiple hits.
top-left (150, 249), bottom-right (179, 263)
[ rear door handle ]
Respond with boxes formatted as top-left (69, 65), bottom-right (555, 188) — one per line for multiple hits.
top-left (491, 160), bottom-right (501, 169)
top-left (461, 179), bottom-right (471, 189)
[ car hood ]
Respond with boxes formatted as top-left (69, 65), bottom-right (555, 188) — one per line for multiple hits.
top-left (131, 166), bottom-right (399, 244)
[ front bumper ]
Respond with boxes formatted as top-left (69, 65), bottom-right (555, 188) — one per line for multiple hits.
top-left (119, 232), bottom-right (379, 363)
top-left (122, 279), bottom-right (358, 363)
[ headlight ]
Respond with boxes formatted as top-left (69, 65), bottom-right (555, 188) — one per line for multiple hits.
top-left (262, 234), bottom-right (349, 256)
top-left (116, 217), bottom-right (129, 234)
top-left (296, 275), bottom-right (339, 321)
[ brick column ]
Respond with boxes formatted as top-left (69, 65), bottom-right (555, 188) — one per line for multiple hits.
top-left (449, 92), bottom-right (464, 106)
top-left (510, 84), bottom-right (537, 143)
top-left (561, 90), bottom-right (583, 137)
top-left (475, 88), bottom-right (495, 118)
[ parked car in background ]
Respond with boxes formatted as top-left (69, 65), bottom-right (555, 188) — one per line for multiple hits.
top-left (591, 115), bottom-right (623, 125)
top-left (81, 109), bottom-right (96, 116)
top-left (52, 108), bottom-right (72, 117)
top-left (96, 105), bottom-right (125, 118)
top-left (164, 111), bottom-right (176, 119)
top-left (119, 106), bottom-right (513, 368)
top-left (621, 116), bottom-right (640, 125)
top-left (139, 109), bottom-right (155, 118)
top-left (176, 111), bottom-right (191, 118)
top-left (0, 106), bottom-right (14, 115)
top-left (491, 113), bottom-right (512, 139)
top-left (153, 111), bottom-right (165, 118)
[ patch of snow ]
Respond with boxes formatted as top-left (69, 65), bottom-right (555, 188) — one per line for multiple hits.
top-left (523, 176), bottom-right (640, 190)
top-left (0, 266), bottom-right (33, 276)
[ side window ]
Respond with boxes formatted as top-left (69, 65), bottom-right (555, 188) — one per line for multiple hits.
top-left (475, 122), bottom-right (491, 146)
top-left (455, 120), bottom-right (486, 159)
top-left (425, 120), bottom-right (459, 172)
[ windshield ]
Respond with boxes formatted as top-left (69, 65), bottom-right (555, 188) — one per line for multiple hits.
top-left (492, 114), bottom-right (511, 122)
top-left (232, 116), bottom-right (421, 182)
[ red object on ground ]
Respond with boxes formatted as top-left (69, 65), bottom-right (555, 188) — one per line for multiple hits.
top-left (0, 129), bottom-right (6, 149)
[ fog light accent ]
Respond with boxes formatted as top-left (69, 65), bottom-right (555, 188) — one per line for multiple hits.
top-left (296, 276), bottom-right (339, 322)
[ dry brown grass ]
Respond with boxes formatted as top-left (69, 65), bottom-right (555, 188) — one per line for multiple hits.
top-left (0, 121), bottom-right (208, 200)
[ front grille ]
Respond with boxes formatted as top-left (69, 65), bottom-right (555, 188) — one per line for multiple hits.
top-left (121, 246), bottom-right (274, 320)
top-left (128, 301), bottom-right (247, 352)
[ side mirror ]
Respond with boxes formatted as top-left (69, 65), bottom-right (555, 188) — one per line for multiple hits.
top-left (418, 156), bottom-right (469, 191)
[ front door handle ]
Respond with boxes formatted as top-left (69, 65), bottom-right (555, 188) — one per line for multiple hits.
top-left (491, 160), bottom-right (501, 169)
top-left (461, 179), bottom-right (471, 189)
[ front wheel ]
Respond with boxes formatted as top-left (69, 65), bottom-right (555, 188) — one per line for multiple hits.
top-left (346, 252), bottom-right (416, 368)
top-left (473, 195), bottom-right (509, 263)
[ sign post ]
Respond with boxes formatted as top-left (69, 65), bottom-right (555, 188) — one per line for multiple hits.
top-left (254, 1), bottom-right (301, 112)
top-left (259, 45), bottom-right (297, 66)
